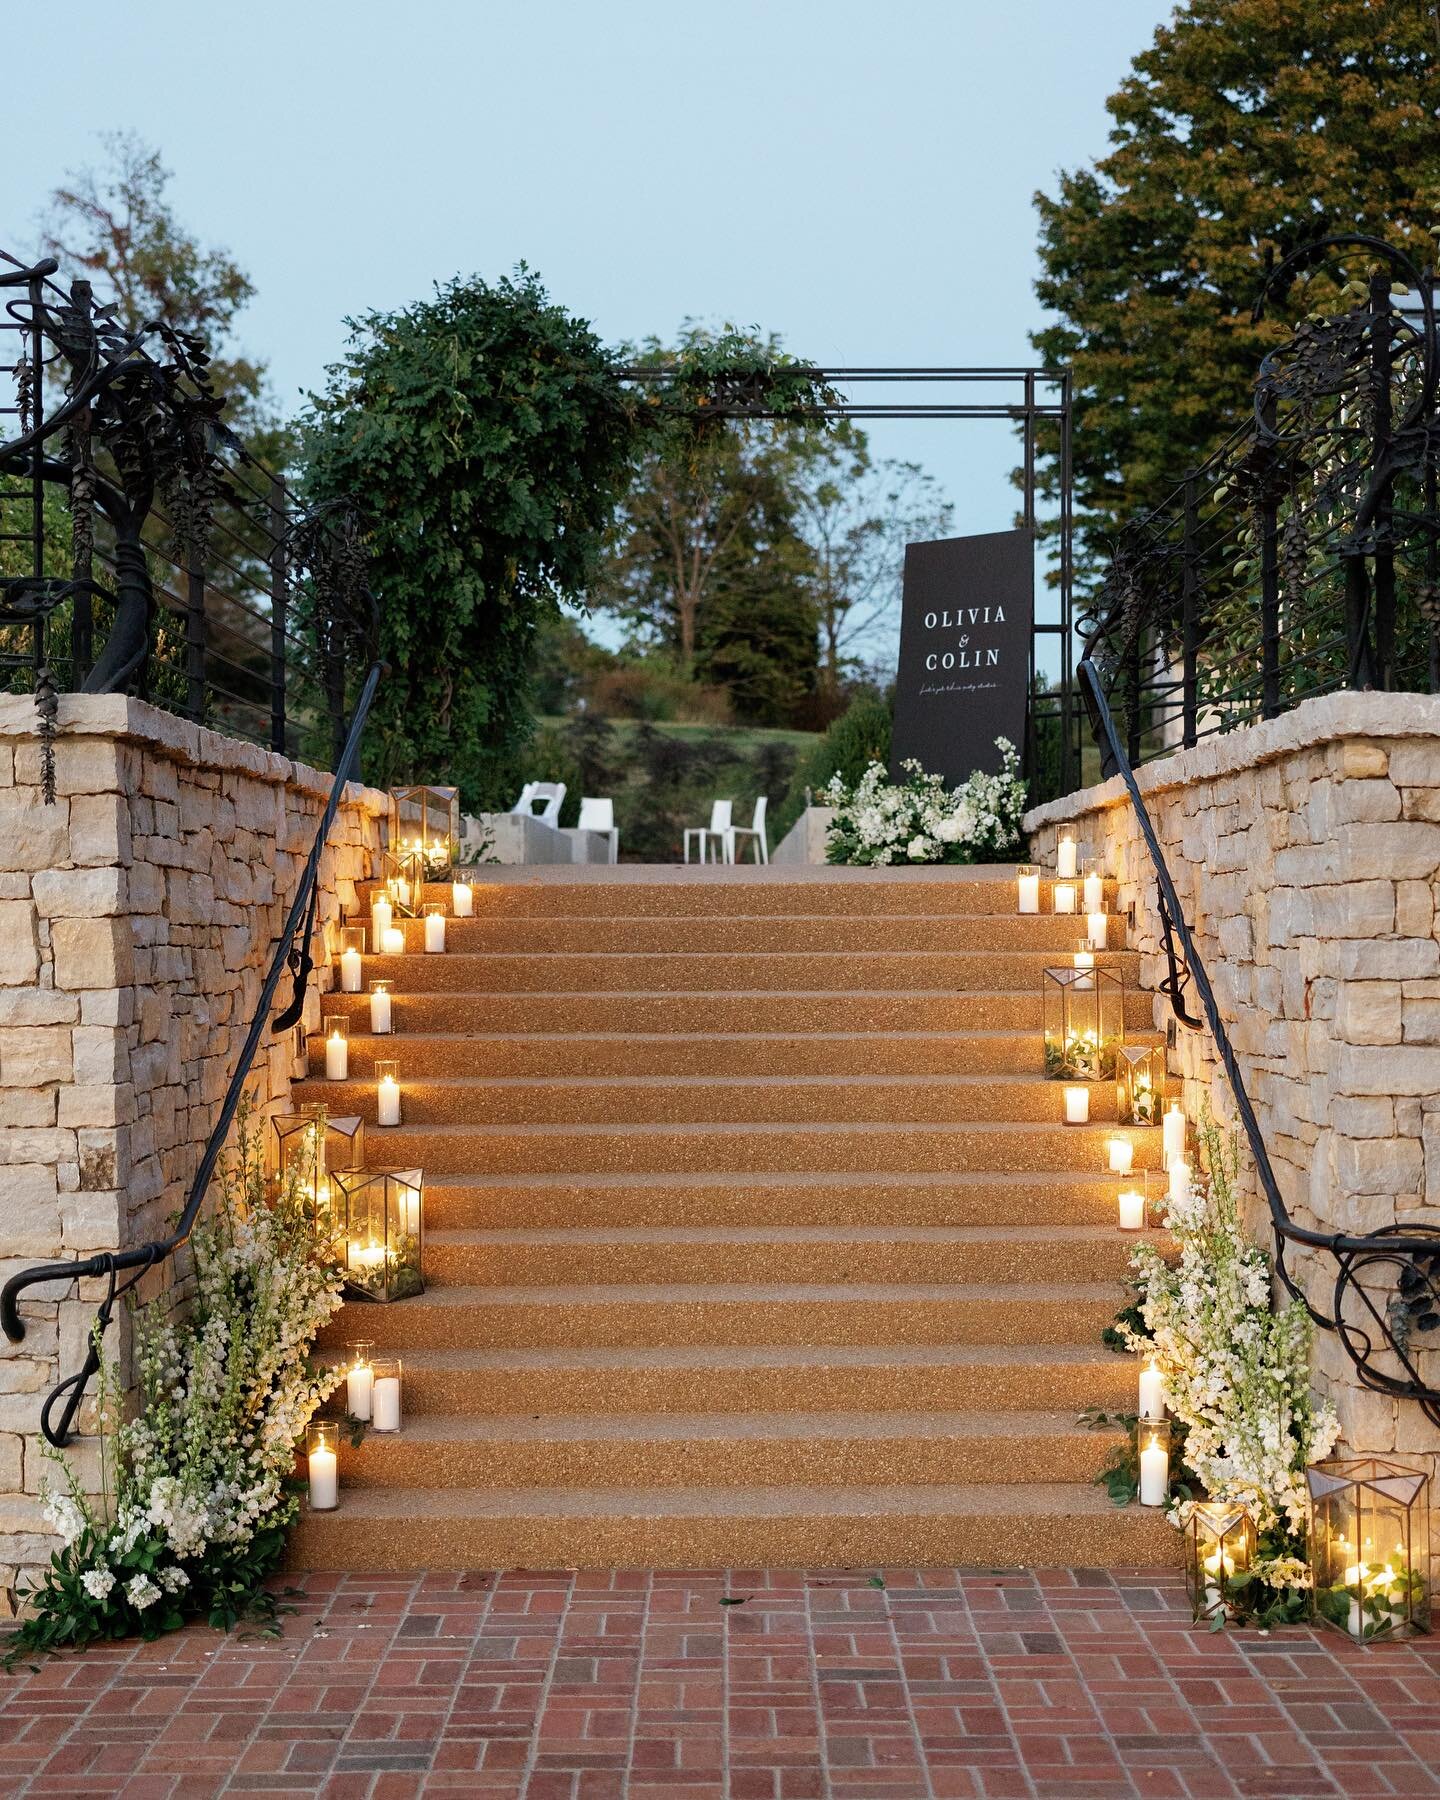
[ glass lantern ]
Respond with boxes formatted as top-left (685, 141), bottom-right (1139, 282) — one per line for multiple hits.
top-left (1116, 1044), bottom-right (1165, 1126)
top-left (335, 1166), bottom-right (425, 1302)
top-left (1185, 1502), bottom-right (1256, 1623)
top-left (1308, 1456), bottom-right (1431, 1641)
top-left (389, 785), bottom-right (459, 884)
top-left (1042, 965), bottom-right (1123, 1080)
top-left (271, 1109), bottom-right (364, 1250)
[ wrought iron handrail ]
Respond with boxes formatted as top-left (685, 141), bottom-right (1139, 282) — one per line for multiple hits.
top-left (0, 656), bottom-right (384, 1446)
top-left (1079, 643), bottom-right (1440, 1429)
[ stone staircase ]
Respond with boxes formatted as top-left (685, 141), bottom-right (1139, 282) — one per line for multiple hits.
top-left (290, 867), bottom-right (1179, 1569)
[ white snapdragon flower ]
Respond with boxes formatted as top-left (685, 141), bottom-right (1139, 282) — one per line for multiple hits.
top-left (81, 1568), bottom-right (115, 1601)
top-left (126, 1574), bottom-right (162, 1612)
top-left (42, 1490), bottom-right (87, 1546)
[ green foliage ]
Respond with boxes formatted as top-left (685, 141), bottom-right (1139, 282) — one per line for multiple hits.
top-left (1030, 1), bottom-right (1440, 572)
top-left (773, 693), bottom-right (892, 841)
top-left (302, 269), bottom-right (636, 810)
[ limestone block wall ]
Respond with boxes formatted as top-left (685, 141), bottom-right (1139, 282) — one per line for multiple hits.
top-left (0, 694), bottom-right (385, 1600)
top-left (1024, 691), bottom-right (1440, 1477)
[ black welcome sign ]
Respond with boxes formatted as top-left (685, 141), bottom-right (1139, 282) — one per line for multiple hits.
top-left (889, 529), bottom-right (1033, 786)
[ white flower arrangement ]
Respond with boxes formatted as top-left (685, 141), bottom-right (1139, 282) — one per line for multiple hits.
top-left (1124, 1114), bottom-right (1340, 1608)
top-left (14, 1103), bottom-right (344, 1657)
top-left (823, 739), bottom-right (1026, 867)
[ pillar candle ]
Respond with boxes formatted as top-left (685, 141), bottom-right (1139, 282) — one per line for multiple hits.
top-left (325, 1030), bottom-right (348, 1081)
top-left (1053, 882), bottom-right (1077, 915)
top-left (1138, 1358), bottom-right (1165, 1420)
top-left (1118, 1187), bottom-right (1145, 1230)
top-left (1083, 869), bottom-right (1104, 913)
top-left (1017, 871), bottom-right (1040, 914)
top-left (452, 880), bottom-right (474, 917)
top-left (340, 946), bottom-right (363, 993)
top-left (1063, 1086), bottom-right (1089, 1125)
top-left (424, 911), bottom-right (446, 953)
top-left (377, 1074), bottom-right (401, 1126)
top-left (372, 1375), bottom-right (401, 1432)
top-left (346, 1362), bottom-right (373, 1421)
top-left (392, 875), bottom-right (411, 910)
top-left (1108, 1137), bottom-right (1134, 1175)
top-left (371, 895), bottom-right (393, 944)
top-left (1163, 1104), bottom-right (1186, 1167)
top-left (382, 925), bottom-right (405, 956)
top-left (370, 986), bottom-right (392, 1034)
top-left (1057, 833), bottom-right (1078, 879)
top-left (307, 1445), bottom-right (338, 1510)
top-left (1138, 1430), bottom-right (1169, 1506)
top-left (1168, 1159), bottom-right (1191, 1205)
top-left (1087, 911), bottom-right (1108, 950)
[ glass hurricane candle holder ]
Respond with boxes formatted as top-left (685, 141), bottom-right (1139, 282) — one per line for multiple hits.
top-left (1016, 865), bottom-right (1039, 914)
top-left (1053, 880), bottom-right (1077, 915)
top-left (1138, 1419), bottom-right (1171, 1507)
top-left (1081, 857), bottom-right (1104, 914)
top-left (1186, 1502), bottom-right (1256, 1623)
top-left (369, 979), bottom-right (393, 1035)
top-left (375, 1059), bottom-right (402, 1126)
top-left (339, 925), bottom-right (365, 993)
top-left (336, 1166), bottom-right (424, 1303)
top-left (1056, 830), bottom-right (1078, 880)
top-left (1062, 1085), bottom-right (1090, 1125)
top-left (1308, 1456), bottom-right (1431, 1642)
top-left (371, 1357), bottom-right (402, 1431)
top-left (345, 1340), bottom-right (375, 1421)
top-left (452, 873), bottom-right (475, 917)
top-left (306, 1420), bottom-right (339, 1510)
top-left (423, 903), bottom-right (447, 954)
top-left (1116, 1044), bottom-right (1165, 1126)
top-left (1043, 965), bottom-right (1123, 1081)
top-left (323, 1014), bottom-right (349, 1082)
top-left (389, 785), bottom-right (460, 883)
top-left (271, 1109), bottom-right (364, 1250)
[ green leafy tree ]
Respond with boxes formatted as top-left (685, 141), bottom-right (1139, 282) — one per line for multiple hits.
top-left (302, 269), bottom-right (636, 808)
top-left (1030, 0), bottom-right (1440, 574)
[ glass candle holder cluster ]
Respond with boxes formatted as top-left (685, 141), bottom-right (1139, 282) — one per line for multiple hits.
top-left (1185, 1501), bottom-right (1257, 1623)
top-left (337, 1166), bottom-right (425, 1303)
top-left (1307, 1456), bottom-right (1431, 1642)
top-left (1043, 965), bottom-right (1123, 1081)
top-left (271, 1108), bottom-right (365, 1255)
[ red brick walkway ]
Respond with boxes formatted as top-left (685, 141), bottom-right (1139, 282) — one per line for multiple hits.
top-left (3, 1567), bottom-right (1440, 1799)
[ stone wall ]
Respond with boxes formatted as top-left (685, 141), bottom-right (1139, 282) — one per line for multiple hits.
top-left (1024, 691), bottom-right (1440, 1477)
top-left (0, 694), bottom-right (386, 1601)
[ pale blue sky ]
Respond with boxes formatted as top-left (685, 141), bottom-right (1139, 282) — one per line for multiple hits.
top-left (5, 0), bottom-right (1175, 668)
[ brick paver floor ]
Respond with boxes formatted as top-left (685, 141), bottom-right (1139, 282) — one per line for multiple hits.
top-left (3, 1566), bottom-right (1440, 1799)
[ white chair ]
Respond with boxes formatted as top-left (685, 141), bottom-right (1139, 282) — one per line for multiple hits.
top-left (684, 800), bottom-right (732, 864)
top-left (725, 795), bottom-right (769, 865)
top-left (511, 781), bottom-right (566, 826)
top-left (577, 795), bottom-right (619, 864)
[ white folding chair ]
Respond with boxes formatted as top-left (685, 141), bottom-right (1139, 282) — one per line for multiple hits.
top-left (577, 796), bottom-right (619, 864)
top-left (511, 781), bottom-right (566, 826)
top-left (684, 799), bottom-right (732, 864)
top-left (725, 795), bottom-right (769, 865)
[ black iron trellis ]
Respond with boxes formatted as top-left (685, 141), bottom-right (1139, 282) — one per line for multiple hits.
top-left (616, 363), bottom-right (1078, 796)
top-left (1079, 233), bottom-right (1440, 1427)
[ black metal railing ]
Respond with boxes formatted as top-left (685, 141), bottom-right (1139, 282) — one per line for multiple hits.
top-left (1, 251), bottom-right (364, 780)
top-left (1079, 234), bottom-right (1440, 1426)
top-left (0, 657), bottom-right (384, 1444)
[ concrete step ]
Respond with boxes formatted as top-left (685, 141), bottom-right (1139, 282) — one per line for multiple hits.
top-left (295, 1071), bottom-right (1135, 1128)
top-left (418, 1170), bottom-right (1132, 1230)
top-left (319, 988), bottom-right (1158, 1035)
top-left (337, 1409), bottom-right (1126, 1490)
top-left (343, 948), bottom-right (1141, 994)
top-left (338, 1118), bottom-right (1147, 1176)
top-left (354, 869), bottom-right (1082, 919)
top-left (288, 1480), bottom-right (1181, 1570)
top-left (361, 912), bottom-right (1123, 955)
top-left (420, 1224), bottom-right (1158, 1288)
top-left (353, 1342), bottom-right (1140, 1416)
top-left (317, 1281), bottom-right (1127, 1350)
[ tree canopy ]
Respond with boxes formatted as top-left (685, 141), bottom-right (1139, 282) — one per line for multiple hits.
top-left (1030, 0), bottom-right (1440, 574)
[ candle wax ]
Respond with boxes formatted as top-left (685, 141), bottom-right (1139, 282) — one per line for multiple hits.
top-left (325, 1034), bottom-right (348, 1081)
top-left (346, 1364), bottom-right (373, 1421)
top-left (370, 988), bottom-right (392, 1033)
top-left (372, 1376), bottom-right (401, 1432)
top-left (1057, 837), bottom-right (1078, 879)
top-left (1139, 1438), bottom-right (1168, 1506)
top-left (340, 948), bottom-right (363, 993)
top-left (452, 881), bottom-right (474, 917)
top-left (377, 1077), bottom-right (401, 1126)
top-left (1017, 874), bottom-right (1040, 914)
top-left (308, 1448), bottom-right (338, 1510)
top-left (1138, 1362), bottom-right (1165, 1419)
top-left (424, 912), bottom-right (446, 953)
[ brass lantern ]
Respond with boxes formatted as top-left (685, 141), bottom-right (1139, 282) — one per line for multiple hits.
top-left (270, 1108), bottom-right (365, 1252)
top-left (335, 1166), bottom-right (425, 1303)
top-left (1116, 1044), bottom-right (1166, 1126)
top-left (388, 786), bottom-right (459, 884)
top-left (1042, 965), bottom-right (1123, 1081)
top-left (1185, 1502), bottom-right (1256, 1623)
top-left (1308, 1456), bottom-right (1431, 1642)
